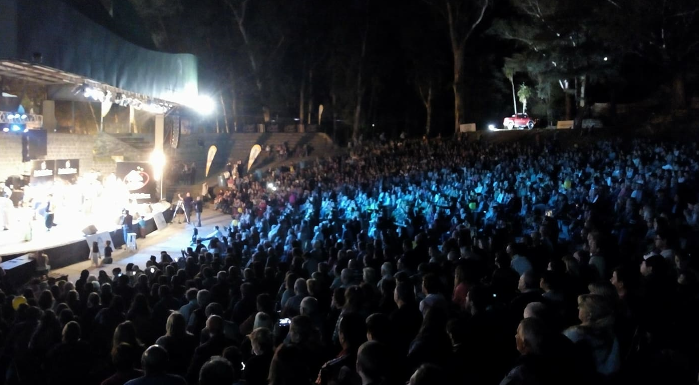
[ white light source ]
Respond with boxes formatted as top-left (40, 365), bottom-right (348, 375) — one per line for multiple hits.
top-left (20, 114), bottom-right (27, 120)
top-left (23, 128), bottom-right (28, 133)
top-left (488, 124), bottom-right (496, 131)
top-left (189, 95), bottom-right (215, 115)
top-left (2, 127), bottom-right (8, 132)
top-left (149, 150), bottom-right (166, 181)
top-left (11, 125), bottom-right (21, 132)
top-left (603, 57), bottom-right (608, 61)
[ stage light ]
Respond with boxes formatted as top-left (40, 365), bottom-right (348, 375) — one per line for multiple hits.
top-left (188, 95), bottom-right (215, 115)
top-left (149, 150), bottom-right (167, 181)
top-left (20, 114), bottom-right (27, 120)
top-left (2, 127), bottom-right (8, 132)
top-left (11, 125), bottom-right (21, 132)
top-left (488, 124), bottom-right (496, 130)
top-left (23, 128), bottom-right (28, 133)
top-left (604, 57), bottom-right (608, 61)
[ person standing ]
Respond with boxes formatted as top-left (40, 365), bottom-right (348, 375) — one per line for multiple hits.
top-left (120, 209), bottom-right (133, 247)
top-left (45, 194), bottom-right (56, 232)
top-left (91, 241), bottom-right (101, 267)
top-left (104, 240), bottom-right (113, 264)
top-left (138, 216), bottom-right (147, 238)
top-left (183, 193), bottom-right (194, 224)
top-left (194, 196), bottom-right (203, 227)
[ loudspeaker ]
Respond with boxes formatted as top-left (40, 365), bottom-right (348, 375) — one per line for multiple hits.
top-left (82, 225), bottom-right (97, 236)
top-left (22, 129), bottom-right (47, 162)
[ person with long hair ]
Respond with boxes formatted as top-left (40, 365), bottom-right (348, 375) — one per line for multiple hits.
top-left (155, 312), bottom-right (197, 376)
top-left (407, 308), bottom-right (452, 375)
top-left (563, 294), bottom-right (620, 378)
top-left (268, 344), bottom-right (312, 385)
top-left (112, 321), bottom-right (145, 368)
top-left (91, 241), bottom-right (101, 267)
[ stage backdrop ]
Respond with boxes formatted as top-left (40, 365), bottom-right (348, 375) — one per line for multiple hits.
top-left (56, 159), bottom-right (79, 184)
top-left (116, 162), bottom-right (157, 203)
top-left (30, 160), bottom-right (55, 186)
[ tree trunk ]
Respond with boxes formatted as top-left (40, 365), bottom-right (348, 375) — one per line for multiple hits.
top-left (353, 26), bottom-right (369, 141)
top-left (331, 88), bottom-right (338, 143)
top-left (299, 66), bottom-right (306, 125)
top-left (307, 69), bottom-right (314, 125)
top-left (220, 93), bottom-right (230, 134)
top-left (425, 84), bottom-right (433, 136)
top-left (672, 71), bottom-right (686, 110)
top-left (511, 79), bottom-right (518, 115)
top-left (453, 47), bottom-right (466, 134)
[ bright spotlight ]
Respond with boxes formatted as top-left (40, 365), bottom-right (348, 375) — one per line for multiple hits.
top-left (603, 57), bottom-right (608, 61)
top-left (11, 125), bottom-right (21, 132)
top-left (149, 150), bottom-right (166, 181)
top-left (2, 127), bottom-right (8, 132)
top-left (20, 114), bottom-right (27, 120)
top-left (190, 95), bottom-right (215, 115)
top-left (23, 128), bottom-right (28, 133)
top-left (488, 124), bottom-right (496, 131)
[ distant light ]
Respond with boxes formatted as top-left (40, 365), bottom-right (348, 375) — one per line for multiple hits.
top-left (2, 127), bottom-right (8, 132)
top-left (372, 124), bottom-right (375, 127)
top-left (294, 118), bottom-right (300, 121)
top-left (11, 125), bottom-right (21, 132)
top-left (23, 128), bottom-right (28, 133)
top-left (267, 183), bottom-right (274, 189)
top-left (20, 114), bottom-right (27, 120)
top-left (488, 124), bottom-right (496, 131)
top-left (603, 57), bottom-right (608, 61)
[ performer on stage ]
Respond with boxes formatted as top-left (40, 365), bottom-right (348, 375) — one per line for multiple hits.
top-left (0, 191), bottom-right (12, 231)
top-left (45, 194), bottom-right (56, 232)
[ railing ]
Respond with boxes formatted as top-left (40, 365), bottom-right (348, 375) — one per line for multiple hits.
top-left (0, 111), bottom-right (43, 128)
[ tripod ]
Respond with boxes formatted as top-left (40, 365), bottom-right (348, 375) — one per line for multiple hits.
top-left (173, 200), bottom-right (190, 224)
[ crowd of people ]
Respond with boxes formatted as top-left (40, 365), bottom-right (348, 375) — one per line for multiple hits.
top-left (1, 132), bottom-right (699, 385)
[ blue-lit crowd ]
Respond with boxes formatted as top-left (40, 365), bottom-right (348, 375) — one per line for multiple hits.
top-left (1, 132), bottom-right (699, 385)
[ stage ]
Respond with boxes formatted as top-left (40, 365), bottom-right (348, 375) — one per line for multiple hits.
top-left (0, 208), bottom-right (174, 288)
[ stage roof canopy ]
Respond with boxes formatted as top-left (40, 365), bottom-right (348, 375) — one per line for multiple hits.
top-left (0, 0), bottom-right (199, 106)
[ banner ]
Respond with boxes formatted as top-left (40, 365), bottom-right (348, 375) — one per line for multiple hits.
top-left (247, 144), bottom-right (262, 172)
top-left (115, 162), bottom-right (157, 203)
top-left (205, 145), bottom-right (217, 177)
top-left (30, 160), bottom-right (55, 186)
top-left (459, 123), bottom-right (476, 132)
top-left (55, 159), bottom-right (79, 183)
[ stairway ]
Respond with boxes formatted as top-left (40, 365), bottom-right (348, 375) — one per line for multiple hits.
top-left (164, 132), bottom-right (338, 201)
top-left (109, 133), bottom-right (154, 151)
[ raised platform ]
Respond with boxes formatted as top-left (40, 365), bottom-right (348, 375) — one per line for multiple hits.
top-left (0, 210), bottom-right (172, 289)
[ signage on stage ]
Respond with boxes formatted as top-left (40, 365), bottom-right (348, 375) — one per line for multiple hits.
top-left (85, 232), bottom-right (114, 257)
top-left (153, 212), bottom-right (167, 231)
top-left (30, 160), bottom-right (55, 185)
top-left (115, 162), bottom-right (157, 203)
top-left (56, 159), bottom-right (79, 182)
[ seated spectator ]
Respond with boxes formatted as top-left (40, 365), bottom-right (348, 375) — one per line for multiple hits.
top-left (317, 312), bottom-right (366, 385)
top-left (102, 343), bottom-right (143, 385)
top-left (155, 312), bottom-right (197, 376)
top-left (244, 328), bottom-right (274, 385)
top-left (563, 294), bottom-right (620, 378)
top-left (199, 357), bottom-right (236, 385)
top-left (125, 345), bottom-right (186, 385)
top-left (419, 273), bottom-right (447, 317)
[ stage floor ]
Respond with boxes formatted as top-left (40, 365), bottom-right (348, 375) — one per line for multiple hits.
top-left (0, 212), bottom-right (122, 258)
top-left (51, 208), bottom-right (231, 283)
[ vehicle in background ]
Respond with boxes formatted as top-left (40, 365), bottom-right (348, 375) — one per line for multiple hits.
top-left (503, 113), bottom-right (536, 130)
